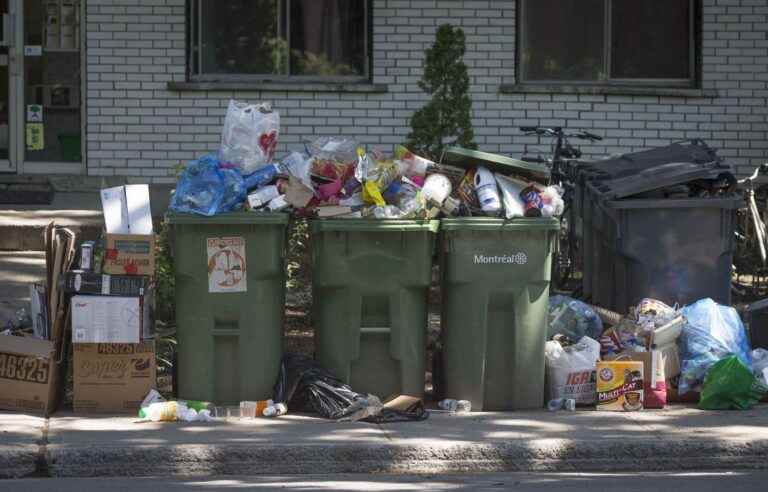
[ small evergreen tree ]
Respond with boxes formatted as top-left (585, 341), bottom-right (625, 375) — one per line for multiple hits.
top-left (407, 24), bottom-right (476, 160)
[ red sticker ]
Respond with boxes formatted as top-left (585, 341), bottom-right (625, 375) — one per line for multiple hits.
top-left (124, 262), bottom-right (139, 275)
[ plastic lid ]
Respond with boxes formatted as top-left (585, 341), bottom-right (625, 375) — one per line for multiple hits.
top-left (442, 147), bottom-right (551, 182)
top-left (592, 161), bottom-right (729, 199)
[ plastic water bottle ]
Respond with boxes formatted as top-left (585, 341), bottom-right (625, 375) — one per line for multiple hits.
top-left (474, 166), bottom-right (501, 214)
top-left (263, 402), bottom-right (287, 417)
top-left (438, 399), bottom-right (471, 413)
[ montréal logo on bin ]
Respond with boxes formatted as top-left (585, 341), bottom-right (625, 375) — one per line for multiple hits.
top-left (473, 253), bottom-right (528, 265)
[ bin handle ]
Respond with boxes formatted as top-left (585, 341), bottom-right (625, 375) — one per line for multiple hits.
top-left (360, 326), bottom-right (390, 335)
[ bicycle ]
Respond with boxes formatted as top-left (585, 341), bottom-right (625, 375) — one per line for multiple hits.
top-left (517, 126), bottom-right (603, 291)
top-left (733, 163), bottom-right (768, 300)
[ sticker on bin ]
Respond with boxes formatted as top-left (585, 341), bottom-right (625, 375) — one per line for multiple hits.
top-left (207, 237), bottom-right (247, 293)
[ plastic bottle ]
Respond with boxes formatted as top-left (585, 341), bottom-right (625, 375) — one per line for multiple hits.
top-left (474, 166), bottom-right (501, 214)
top-left (142, 401), bottom-right (187, 422)
top-left (438, 399), bottom-right (471, 413)
top-left (422, 174), bottom-right (452, 205)
top-left (263, 402), bottom-right (287, 417)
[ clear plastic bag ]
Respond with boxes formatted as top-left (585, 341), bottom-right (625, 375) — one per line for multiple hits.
top-left (218, 100), bottom-right (280, 174)
top-left (678, 298), bottom-right (753, 395)
top-left (170, 155), bottom-right (246, 216)
top-left (547, 295), bottom-right (604, 342)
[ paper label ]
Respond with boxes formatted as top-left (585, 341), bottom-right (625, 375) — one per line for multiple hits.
top-left (207, 237), bottom-right (247, 293)
top-left (24, 46), bottom-right (42, 57)
top-left (101, 275), bottom-right (111, 295)
top-left (26, 123), bottom-right (44, 151)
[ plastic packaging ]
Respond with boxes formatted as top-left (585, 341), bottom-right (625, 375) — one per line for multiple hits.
top-left (272, 353), bottom-right (427, 423)
top-left (247, 185), bottom-right (280, 209)
top-left (547, 295), bottom-right (604, 342)
top-left (698, 355), bottom-right (768, 410)
top-left (540, 186), bottom-right (565, 217)
top-left (474, 166), bottom-right (502, 214)
top-left (170, 155), bottom-right (247, 216)
top-left (281, 152), bottom-right (314, 190)
top-left (752, 348), bottom-right (768, 377)
top-left (678, 298), bottom-right (753, 395)
top-left (219, 100), bottom-right (280, 174)
top-left (494, 173), bottom-right (526, 219)
top-left (243, 163), bottom-right (280, 191)
top-left (308, 137), bottom-right (359, 164)
top-left (422, 174), bottom-right (452, 205)
top-left (544, 336), bottom-right (601, 404)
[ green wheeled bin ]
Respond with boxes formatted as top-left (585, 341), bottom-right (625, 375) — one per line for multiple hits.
top-left (440, 218), bottom-right (559, 410)
top-left (168, 212), bottom-right (288, 404)
top-left (311, 219), bottom-right (438, 399)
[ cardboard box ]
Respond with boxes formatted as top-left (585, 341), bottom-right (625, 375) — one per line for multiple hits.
top-left (71, 293), bottom-right (152, 344)
top-left (103, 234), bottom-right (156, 276)
top-left (63, 271), bottom-right (150, 296)
top-left (606, 351), bottom-right (667, 409)
top-left (73, 342), bottom-right (156, 414)
top-left (100, 184), bottom-right (153, 236)
top-left (596, 360), bottom-right (644, 411)
top-left (0, 335), bottom-right (64, 415)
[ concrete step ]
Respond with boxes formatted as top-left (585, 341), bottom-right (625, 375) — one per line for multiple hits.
top-left (0, 182), bottom-right (173, 251)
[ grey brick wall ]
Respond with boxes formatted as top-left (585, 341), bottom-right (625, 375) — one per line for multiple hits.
top-left (85, 0), bottom-right (768, 182)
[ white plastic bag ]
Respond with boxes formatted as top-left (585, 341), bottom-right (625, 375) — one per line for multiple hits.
top-left (545, 336), bottom-right (601, 404)
top-left (219, 100), bottom-right (280, 174)
top-left (494, 173), bottom-right (527, 219)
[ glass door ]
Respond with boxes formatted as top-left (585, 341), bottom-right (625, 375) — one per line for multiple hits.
top-left (0, 0), bottom-right (16, 172)
top-left (22, 0), bottom-right (82, 166)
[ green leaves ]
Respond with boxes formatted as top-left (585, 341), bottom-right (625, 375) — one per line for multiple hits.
top-left (407, 24), bottom-right (477, 160)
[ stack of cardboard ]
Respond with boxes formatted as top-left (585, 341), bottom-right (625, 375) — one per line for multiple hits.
top-left (0, 223), bottom-right (77, 415)
top-left (70, 185), bottom-right (157, 413)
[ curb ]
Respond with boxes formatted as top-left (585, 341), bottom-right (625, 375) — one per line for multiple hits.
top-left (0, 447), bottom-right (39, 479)
top-left (46, 439), bottom-right (768, 477)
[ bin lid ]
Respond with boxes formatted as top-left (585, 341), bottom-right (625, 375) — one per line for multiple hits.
top-left (574, 139), bottom-right (722, 182)
top-left (166, 211), bottom-right (290, 225)
top-left (312, 219), bottom-right (439, 233)
top-left (591, 161), bottom-right (731, 199)
top-left (440, 217), bottom-right (559, 231)
top-left (442, 147), bottom-right (550, 182)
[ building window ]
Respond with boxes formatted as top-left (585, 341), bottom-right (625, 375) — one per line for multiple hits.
top-left (189, 0), bottom-right (369, 81)
top-left (519, 0), bottom-right (695, 86)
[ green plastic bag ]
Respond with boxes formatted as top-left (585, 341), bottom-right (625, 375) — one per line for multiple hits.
top-left (698, 355), bottom-right (768, 410)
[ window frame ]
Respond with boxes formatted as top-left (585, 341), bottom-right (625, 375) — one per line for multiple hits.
top-left (517, 0), bottom-right (697, 88)
top-left (187, 0), bottom-right (371, 84)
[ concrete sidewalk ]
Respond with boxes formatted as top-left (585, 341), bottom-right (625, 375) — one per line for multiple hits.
top-left (2, 406), bottom-right (768, 478)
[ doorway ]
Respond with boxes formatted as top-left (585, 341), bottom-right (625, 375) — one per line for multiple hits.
top-left (0, 0), bottom-right (83, 175)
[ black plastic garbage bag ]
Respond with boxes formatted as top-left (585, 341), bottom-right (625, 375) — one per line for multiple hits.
top-left (273, 353), bottom-right (428, 423)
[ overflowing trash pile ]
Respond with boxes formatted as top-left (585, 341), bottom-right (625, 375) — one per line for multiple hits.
top-left (546, 296), bottom-right (768, 412)
top-left (169, 100), bottom-right (565, 220)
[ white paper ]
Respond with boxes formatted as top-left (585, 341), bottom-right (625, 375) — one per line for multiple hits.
top-left (71, 295), bottom-right (144, 343)
top-left (100, 184), bottom-right (153, 234)
top-left (24, 45), bottom-right (42, 57)
top-left (207, 237), bottom-right (247, 293)
top-left (124, 185), bottom-right (154, 234)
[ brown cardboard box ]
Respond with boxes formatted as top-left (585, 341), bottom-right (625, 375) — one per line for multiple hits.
top-left (0, 335), bottom-right (64, 415)
top-left (73, 342), bottom-right (156, 413)
top-left (103, 234), bottom-right (155, 276)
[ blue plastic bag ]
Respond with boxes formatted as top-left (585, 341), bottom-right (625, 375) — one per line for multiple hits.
top-left (678, 298), bottom-right (752, 395)
top-left (547, 295), bottom-right (604, 341)
top-left (170, 155), bottom-right (247, 216)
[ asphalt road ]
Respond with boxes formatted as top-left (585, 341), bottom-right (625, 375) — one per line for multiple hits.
top-left (1, 471), bottom-right (767, 491)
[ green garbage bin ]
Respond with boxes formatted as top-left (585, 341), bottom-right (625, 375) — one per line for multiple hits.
top-left (440, 146), bottom-right (558, 411)
top-left (440, 218), bottom-right (559, 410)
top-left (168, 212), bottom-right (288, 404)
top-left (311, 219), bottom-right (439, 399)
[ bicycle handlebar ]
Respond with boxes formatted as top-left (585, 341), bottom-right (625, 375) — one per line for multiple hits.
top-left (519, 126), bottom-right (601, 141)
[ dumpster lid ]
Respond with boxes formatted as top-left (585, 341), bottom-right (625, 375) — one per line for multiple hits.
top-left (442, 147), bottom-right (550, 182)
top-left (440, 217), bottom-right (559, 231)
top-left (591, 161), bottom-right (732, 199)
top-left (166, 211), bottom-right (290, 225)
